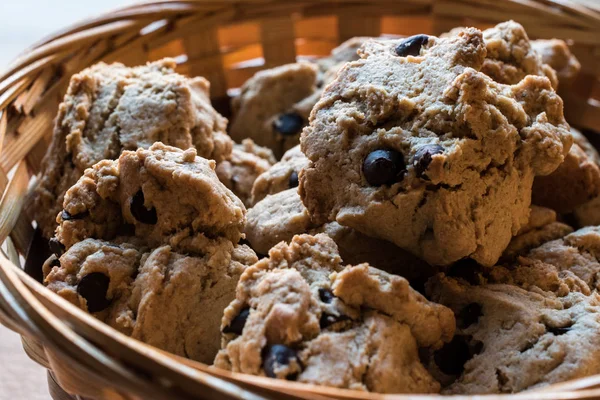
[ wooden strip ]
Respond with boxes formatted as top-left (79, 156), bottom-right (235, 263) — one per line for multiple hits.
top-left (381, 15), bottom-right (433, 35)
top-left (338, 13), bottom-right (381, 42)
top-left (295, 16), bottom-right (338, 41)
top-left (9, 211), bottom-right (35, 259)
top-left (260, 16), bottom-right (297, 68)
top-left (13, 66), bottom-right (56, 116)
top-left (0, 75), bottom-right (35, 110)
top-left (25, 132), bottom-right (51, 175)
top-left (218, 22), bottom-right (261, 49)
top-left (183, 26), bottom-right (227, 97)
top-left (0, 161), bottom-right (28, 245)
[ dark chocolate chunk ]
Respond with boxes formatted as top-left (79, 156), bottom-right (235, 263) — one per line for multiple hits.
top-left (395, 34), bottom-right (430, 57)
top-left (288, 171), bottom-right (299, 188)
top-left (130, 190), bottom-right (157, 225)
top-left (318, 288), bottom-right (334, 304)
top-left (77, 272), bottom-right (111, 313)
top-left (273, 113), bottom-right (304, 136)
top-left (61, 210), bottom-right (89, 220)
top-left (48, 238), bottom-right (65, 257)
top-left (413, 144), bottom-right (444, 178)
top-left (319, 312), bottom-right (351, 329)
top-left (223, 307), bottom-right (250, 335)
top-left (362, 149), bottom-right (405, 186)
top-left (262, 344), bottom-right (300, 380)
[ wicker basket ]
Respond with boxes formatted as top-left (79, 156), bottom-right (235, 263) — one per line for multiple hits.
top-left (1, 0), bottom-right (600, 399)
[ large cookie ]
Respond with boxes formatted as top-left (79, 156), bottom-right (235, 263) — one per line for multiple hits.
top-left (531, 39), bottom-right (581, 88)
top-left (43, 237), bottom-right (257, 363)
top-left (214, 234), bottom-right (454, 393)
top-left (56, 142), bottom-right (245, 253)
top-left (426, 273), bottom-right (600, 394)
top-left (300, 28), bottom-right (571, 266)
top-left (216, 139), bottom-right (276, 207)
top-left (28, 59), bottom-right (232, 238)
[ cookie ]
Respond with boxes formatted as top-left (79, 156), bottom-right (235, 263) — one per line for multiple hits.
top-left (230, 38), bottom-right (368, 157)
top-left (216, 139), bottom-right (276, 207)
top-left (426, 274), bottom-right (600, 394)
top-left (500, 206), bottom-right (573, 262)
top-left (43, 237), bottom-right (257, 363)
top-left (251, 145), bottom-right (308, 205)
top-left (300, 28), bottom-right (571, 267)
top-left (229, 63), bottom-right (318, 158)
top-left (246, 188), bottom-right (433, 284)
top-left (532, 137), bottom-right (600, 213)
top-left (531, 39), bottom-right (581, 87)
top-left (28, 59), bottom-right (232, 239)
top-left (571, 129), bottom-right (600, 227)
top-left (214, 234), bottom-right (454, 393)
top-left (56, 142), bottom-right (245, 253)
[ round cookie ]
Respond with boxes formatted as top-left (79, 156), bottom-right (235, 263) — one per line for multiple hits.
top-left (251, 145), bottom-right (308, 205)
top-left (216, 139), bottom-right (276, 207)
top-left (214, 234), bottom-right (454, 393)
top-left (28, 58), bottom-right (232, 239)
top-left (300, 28), bottom-right (571, 267)
top-left (43, 237), bottom-right (257, 363)
top-left (426, 273), bottom-right (600, 394)
top-left (56, 142), bottom-right (245, 253)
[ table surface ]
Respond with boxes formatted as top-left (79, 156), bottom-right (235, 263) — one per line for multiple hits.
top-left (0, 2), bottom-right (128, 398)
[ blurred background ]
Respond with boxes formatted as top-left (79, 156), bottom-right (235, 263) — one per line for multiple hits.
top-left (0, 1), bottom-right (126, 398)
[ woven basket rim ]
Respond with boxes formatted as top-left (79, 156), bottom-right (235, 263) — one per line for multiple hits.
top-left (1, 1), bottom-right (600, 399)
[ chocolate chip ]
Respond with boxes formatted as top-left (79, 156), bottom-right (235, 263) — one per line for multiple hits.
top-left (223, 307), bottom-right (250, 335)
top-left (288, 171), bottom-right (299, 188)
top-left (320, 313), bottom-right (351, 329)
top-left (50, 257), bottom-right (60, 268)
top-left (434, 335), bottom-right (482, 376)
top-left (413, 144), bottom-right (444, 178)
top-left (318, 288), bottom-right (334, 304)
top-left (273, 113), bottom-right (304, 136)
top-left (48, 238), bottom-right (65, 257)
top-left (130, 190), bottom-right (157, 225)
top-left (395, 34), bottom-right (429, 57)
top-left (456, 303), bottom-right (482, 329)
top-left (77, 272), bottom-right (111, 313)
top-left (362, 149), bottom-right (405, 186)
top-left (262, 344), bottom-right (300, 380)
top-left (61, 210), bottom-right (89, 220)
top-left (547, 324), bottom-right (572, 336)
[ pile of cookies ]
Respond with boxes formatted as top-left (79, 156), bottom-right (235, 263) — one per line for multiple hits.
top-left (30, 20), bottom-right (600, 394)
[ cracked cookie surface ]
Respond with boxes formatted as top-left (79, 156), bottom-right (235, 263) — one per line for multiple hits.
top-left (214, 234), bottom-right (454, 393)
top-left (28, 59), bottom-right (232, 239)
top-left (300, 28), bottom-right (571, 267)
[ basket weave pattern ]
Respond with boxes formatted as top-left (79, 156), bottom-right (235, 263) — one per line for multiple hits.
top-left (1, 1), bottom-right (600, 399)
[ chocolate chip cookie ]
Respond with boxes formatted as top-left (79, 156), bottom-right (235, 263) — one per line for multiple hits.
top-left (28, 59), bottom-right (232, 239)
top-left (216, 139), bottom-right (276, 206)
top-left (56, 142), bottom-right (245, 253)
top-left (214, 234), bottom-right (454, 393)
top-left (300, 28), bottom-right (572, 267)
top-left (426, 274), bottom-right (600, 394)
top-left (251, 145), bottom-right (308, 205)
top-left (43, 237), bottom-right (257, 363)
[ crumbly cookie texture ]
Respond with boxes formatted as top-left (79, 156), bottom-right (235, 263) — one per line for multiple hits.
top-left (480, 21), bottom-right (558, 88)
top-left (531, 39), bottom-right (581, 87)
top-left (426, 274), bottom-right (600, 394)
top-left (216, 139), bottom-right (276, 207)
top-left (43, 237), bottom-right (257, 363)
top-left (251, 145), bottom-right (309, 205)
top-left (246, 188), bottom-right (433, 283)
top-left (500, 206), bottom-right (573, 262)
top-left (57, 142), bottom-right (245, 253)
top-left (214, 234), bottom-right (454, 393)
top-left (28, 59), bottom-right (232, 239)
top-left (300, 28), bottom-right (572, 267)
